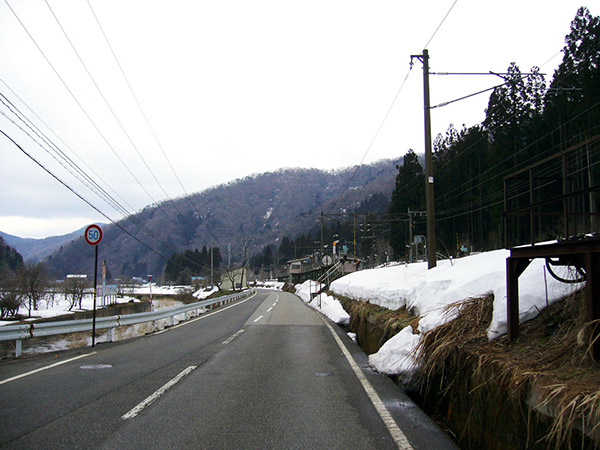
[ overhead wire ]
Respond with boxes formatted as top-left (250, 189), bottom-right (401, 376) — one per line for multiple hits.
top-left (393, 46), bottom-right (594, 218)
top-left (327, 0), bottom-right (460, 216)
top-left (3, 0), bottom-right (177, 227)
top-left (329, 63), bottom-right (414, 213)
top-left (0, 77), bottom-right (138, 215)
top-left (0, 94), bottom-right (130, 218)
top-left (85, 0), bottom-right (201, 219)
top-left (84, 0), bottom-right (224, 249)
top-left (0, 128), bottom-right (175, 264)
top-left (3, 0), bottom-right (224, 267)
top-left (0, 119), bottom-right (219, 274)
top-left (42, 0), bottom-right (188, 221)
top-left (422, 0), bottom-right (459, 49)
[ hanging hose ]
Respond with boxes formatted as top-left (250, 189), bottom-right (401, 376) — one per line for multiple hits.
top-left (545, 258), bottom-right (586, 284)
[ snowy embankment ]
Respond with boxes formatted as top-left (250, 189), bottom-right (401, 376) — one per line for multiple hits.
top-left (323, 249), bottom-right (582, 376)
top-left (295, 280), bottom-right (350, 326)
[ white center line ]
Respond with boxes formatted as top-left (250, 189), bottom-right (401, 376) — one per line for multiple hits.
top-left (0, 352), bottom-right (97, 385)
top-left (122, 366), bottom-right (197, 420)
top-left (267, 307), bottom-right (273, 312)
top-left (155, 291), bottom-right (257, 334)
top-left (253, 315), bottom-right (264, 323)
top-left (222, 329), bottom-right (245, 345)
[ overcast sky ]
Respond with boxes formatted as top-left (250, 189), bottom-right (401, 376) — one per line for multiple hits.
top-left (0, 0), bottom-right (593, 239)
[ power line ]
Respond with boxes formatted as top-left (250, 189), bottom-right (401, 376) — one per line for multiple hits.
top-left (0, 77), bottom-right (138, 215)
top-left (3, 0), bottom-right (178, 227)
top-left (423, 0), bottom-right (459, 49)
top-left (85, 0), bottom-right (201, 219)
top-left (329, 63), bottom-right (414, 213)
top-left (43, 0), bottom-right (187, 220)
top-left (0, 94), bottom-right (219, 274)
top-left (1, 123), bottom-right (220, 275)
top-left (0, 128), bottom-right (173, 263)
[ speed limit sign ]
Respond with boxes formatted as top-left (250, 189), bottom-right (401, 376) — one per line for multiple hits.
top-left (84, 224), bottom-right (103, 246)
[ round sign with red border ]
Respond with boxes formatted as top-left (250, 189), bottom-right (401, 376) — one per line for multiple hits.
top-left (84, 224), bottom-right (103, 246)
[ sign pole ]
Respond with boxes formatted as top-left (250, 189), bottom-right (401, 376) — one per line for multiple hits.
top-left (92, 245), bottom-right (98, 347)
top-left (102, 260), bottom-right (107, 307)
top-left (84, 224), bottom-right (103, 348)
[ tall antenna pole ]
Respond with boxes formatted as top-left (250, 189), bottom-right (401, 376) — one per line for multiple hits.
top-left (411, 49), bottom-right (437, 269)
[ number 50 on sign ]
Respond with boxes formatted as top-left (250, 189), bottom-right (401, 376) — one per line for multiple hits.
top-left (84, 224), bottom-right (103, 246)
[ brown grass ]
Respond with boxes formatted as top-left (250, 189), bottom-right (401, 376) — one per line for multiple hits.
top-left (415, 291), bottom-right (600, 449)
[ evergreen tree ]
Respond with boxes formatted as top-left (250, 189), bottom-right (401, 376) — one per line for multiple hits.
top-left (544, 7), bottom-right (600, 142)
top-left (388, 150), bottom-right (424, 258)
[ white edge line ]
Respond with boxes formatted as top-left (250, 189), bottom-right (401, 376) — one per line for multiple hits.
top-left (121, 365), bottom-right (197, 420)
top-left (0, 351), bottom-right (97, 385)
top-left (321, 319), bottom-right (413, 450)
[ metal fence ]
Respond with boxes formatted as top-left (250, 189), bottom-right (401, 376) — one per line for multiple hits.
top-left (0, 290), bottom-right (254, 358)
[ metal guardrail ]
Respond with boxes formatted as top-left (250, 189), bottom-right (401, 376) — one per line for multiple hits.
top-left (0, 290), bottom-right (254, 358)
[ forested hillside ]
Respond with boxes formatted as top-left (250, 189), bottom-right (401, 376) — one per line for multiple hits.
top-left (44, 161), bottom-right (398, 279)
top-left (389, 7), bottom-right (600, 258)
top-left (0, 236), bottom-right (24, 276)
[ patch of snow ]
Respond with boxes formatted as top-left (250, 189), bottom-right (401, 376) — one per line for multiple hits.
top-left (193, 286), bottom-right (218, 299)
top-left (295, 280), bottom-right (350, 325)
top-left (264, 207), bottom-right (274, 221)
top-left (256, 280), bottom-right (285, 290)
top-left (369, 326), bottom-right (419, 375)
top-left (330, 249), bottom-right (583, 375)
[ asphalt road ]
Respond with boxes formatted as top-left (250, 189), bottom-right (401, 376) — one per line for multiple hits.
top-left (0, 290), bottom-right (457, 449)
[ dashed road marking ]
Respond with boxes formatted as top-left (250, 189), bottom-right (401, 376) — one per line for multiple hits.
top-left (222, 329), bottom-right (245, 345)
top-left (0, 352), bottom-right (97, 385)
top-left (155, 291), bottom-right (257, 334)
top-left (122, 365), bottom-right (197, 420)
top-left (253, 315), bottom-right (264, 323)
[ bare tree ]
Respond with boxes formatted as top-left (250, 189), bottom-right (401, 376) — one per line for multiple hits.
top-left (18, 262), bottom-right (48, 317)
top-left (45, 281), bottom-right (59, 309)
top-left (0, 275), bottom-right (23, 319)
top-left (223, 268), bottom-right (239, 292)
top-left (64, 276), bottom-right (88, 311)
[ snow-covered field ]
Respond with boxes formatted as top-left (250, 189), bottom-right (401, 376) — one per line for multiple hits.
top-left (0, 285), bottom-right (192, 355)
top-left (0, 293), bottom-right (137, 327)
top-left (295, 249), bottom-right (582, 377)
top-left (0, 284), bottom-right (190, 326)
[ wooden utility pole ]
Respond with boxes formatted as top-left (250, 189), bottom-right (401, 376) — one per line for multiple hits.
top-left (411, 49), bottom-right (437, 269)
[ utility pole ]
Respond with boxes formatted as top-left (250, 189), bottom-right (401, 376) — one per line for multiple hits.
top-left (353, 213), bottom-right (357, 258)
top-left (210, 247), bottom-right (214, 287)
top-left (411, 49), bottom-right (437, 269)
top-left (320, 211), bottom-right (324, 258)
top-left (241, 241), bottom-right (248, 288)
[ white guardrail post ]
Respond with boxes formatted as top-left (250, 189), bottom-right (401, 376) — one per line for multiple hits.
top-left (0, 290), bottom-right (254, 358)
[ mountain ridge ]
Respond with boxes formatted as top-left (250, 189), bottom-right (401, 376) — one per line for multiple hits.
top-left (36, 160), bottom-right (400, 278)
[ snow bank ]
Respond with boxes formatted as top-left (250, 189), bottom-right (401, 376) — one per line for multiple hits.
top-left (330, 249), bottom-right (582, 375)
top-left (132, 284), bottom-right (191, 295)
top-left (256, 280), bottom-right (286, 290)
top-left (295, 280), bottom-right (350, 325)
top-left (193, 286), bottom-right (218, 299)
top-left (0, 293), bottom-right (137, 327)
